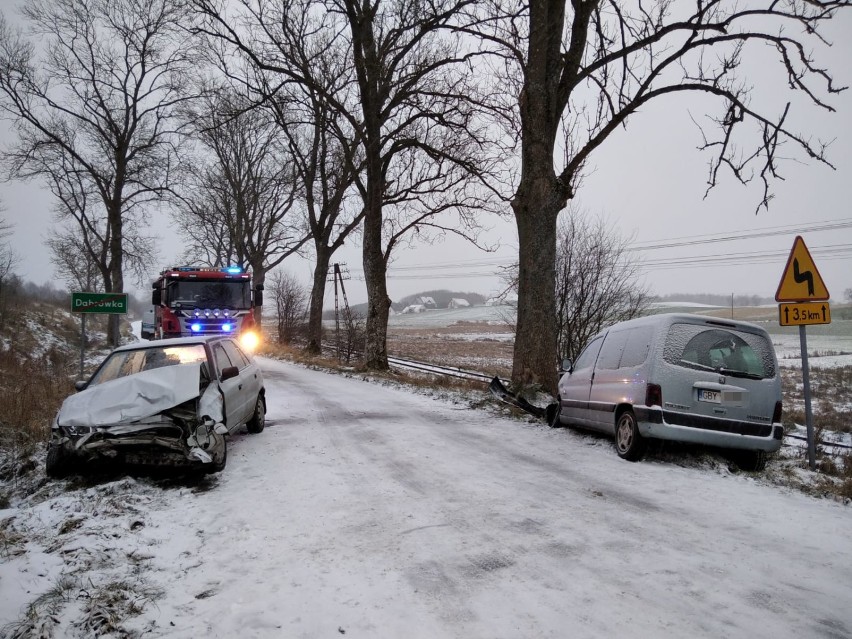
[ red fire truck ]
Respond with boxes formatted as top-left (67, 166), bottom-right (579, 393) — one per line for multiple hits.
top-left (150, 266), bottom-right (263, 349)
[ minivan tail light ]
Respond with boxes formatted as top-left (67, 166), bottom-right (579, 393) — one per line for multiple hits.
top-left (772, 401), bottom-right (783, 423)
top-left (645, 383), bottom-right (662, 407)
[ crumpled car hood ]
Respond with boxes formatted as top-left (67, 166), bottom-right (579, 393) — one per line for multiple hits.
top-left (57, 363), bottom-right (203, 428)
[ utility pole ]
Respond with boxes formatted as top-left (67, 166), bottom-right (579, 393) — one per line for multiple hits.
top-left (331, 263), bottom-right (354, 362)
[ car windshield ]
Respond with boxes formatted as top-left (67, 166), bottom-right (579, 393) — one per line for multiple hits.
top-left (167, 280), bottom-right (250, 309)
top-left (663, 324), bottom-right (776, 379)
top-left (89, 345), bottom-right (208, 386)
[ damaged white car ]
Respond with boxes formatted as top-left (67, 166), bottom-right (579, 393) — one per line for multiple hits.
top-left (46, 336), bottom-right (266, 477)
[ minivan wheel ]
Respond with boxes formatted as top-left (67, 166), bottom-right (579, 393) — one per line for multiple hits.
top-left (615, 410), bottom-right (646, 462)
top-left (735, 450), bottom-right (767, 472)
top-left (547, 401), bottom-right (561, 428)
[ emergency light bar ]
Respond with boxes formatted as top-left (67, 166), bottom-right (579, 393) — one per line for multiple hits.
top-left (166, 266), bottom-right (244, 274)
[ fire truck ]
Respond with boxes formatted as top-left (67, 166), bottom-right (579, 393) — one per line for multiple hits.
top-left (150, 266), bottom-right (264, 349)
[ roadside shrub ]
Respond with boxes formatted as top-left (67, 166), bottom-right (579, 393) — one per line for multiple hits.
top-left (0, 345), bottom-right (75, 483)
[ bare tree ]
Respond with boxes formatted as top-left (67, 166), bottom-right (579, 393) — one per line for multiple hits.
top-left (469, 0), bottom-right (850, 393)
top-left (191, 0), bottom-right (500, 371)
top-left (338, 0), bottom-right (499, 371)
top-left (175, 91), bottom-right (310, 326)
top-left (267, 269), bottom-right (308, 344)
top-left (249, 36), bottom-right (365, 355)
top-left (44, 166), bottom-right (155, 293)
top-left (46, 226), bottom-right (104, 294)
top-left (0, 215), bottom-right (17, 327)
top-left (501, 209), bottom-right (651, 367)
top-left (0, 0), bottom-right (198, 345)
top-left (553, 212), bottom-right (651, 363)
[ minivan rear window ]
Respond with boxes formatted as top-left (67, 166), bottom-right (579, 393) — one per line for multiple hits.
top-left (663, 323), bottom-right (776, 379)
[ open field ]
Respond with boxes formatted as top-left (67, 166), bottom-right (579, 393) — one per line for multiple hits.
top-left (386, 303), bottom-right (852, 373)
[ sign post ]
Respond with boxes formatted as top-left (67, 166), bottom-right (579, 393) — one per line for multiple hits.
top-left (775, 236), bottom-right (830, 471)
top-left (71, 292), bottom-right (129, 377)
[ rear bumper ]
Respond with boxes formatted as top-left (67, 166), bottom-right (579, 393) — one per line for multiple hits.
top-left (635, 406), bottom-right (783, 452)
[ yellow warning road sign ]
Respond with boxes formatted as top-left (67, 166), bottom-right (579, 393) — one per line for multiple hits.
top-left (775, 236), bottom-right (829, 302)
top-left (778, 302), bottom-right (831, 326)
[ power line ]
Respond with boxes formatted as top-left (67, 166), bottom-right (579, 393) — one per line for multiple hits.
top-left (339, 217), bottom-right (852, 282)
top-left (628, 218), bottom-right (852, 251)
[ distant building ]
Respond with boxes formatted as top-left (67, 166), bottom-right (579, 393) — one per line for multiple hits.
top-left (448, 298), bottom-right (470, 309)
top-left (413, 296), bottom-right (437, 308)
top-left (401, 304), bottom-right (427, 314)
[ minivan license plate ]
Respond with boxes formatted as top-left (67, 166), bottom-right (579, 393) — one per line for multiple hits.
top-left (697, 389), bottom-right (721, 403)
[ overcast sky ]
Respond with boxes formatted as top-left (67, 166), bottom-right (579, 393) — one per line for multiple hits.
top-left (1, 10), bottom-right (850, 308)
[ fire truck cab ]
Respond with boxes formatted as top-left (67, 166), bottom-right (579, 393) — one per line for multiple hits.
top-left (151, 266), bottom-right (263, 349)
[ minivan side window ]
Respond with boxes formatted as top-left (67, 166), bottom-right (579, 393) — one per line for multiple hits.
top-left (619, 326), bottom-right (653, 368)
top-left (663, 324), bottom-right (776, 379)
top-left (573, 337), bottom-right (604, 373)
top-left (596, 327), bottom-right (653, 370)
top-left (597, 331), bottom-right (628, 370)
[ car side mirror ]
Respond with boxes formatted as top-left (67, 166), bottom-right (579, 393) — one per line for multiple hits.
top-left (220, 366), bottom-right (239, 382)
top-left (75, 380), bottom-right (88, 392)
top-left (561, 358), bottom-right (573, 373)
top-left (151, 289), bottom-right (161, 305)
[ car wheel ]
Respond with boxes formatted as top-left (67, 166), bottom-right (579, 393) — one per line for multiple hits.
top-left (615, 409), bottom-right (646, 462)
top-left (735, 450), bottom-right (767, 472)
top-left (246, 395), bottom-right (265, 434)
top-left (208, 438), bottom-right (227, 474)
top-left (46, 445), bottom-right (74, 478)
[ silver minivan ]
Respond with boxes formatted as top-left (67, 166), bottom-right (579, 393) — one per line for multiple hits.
top-left (554, 313), bottom-right (783, 470)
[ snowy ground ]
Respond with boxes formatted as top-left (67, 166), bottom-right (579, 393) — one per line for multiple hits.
top-left (2, 357), bottom-right (851, 638)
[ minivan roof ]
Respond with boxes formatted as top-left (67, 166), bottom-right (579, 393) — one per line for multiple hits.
top-left (595, 313), bottom-right (769, 337)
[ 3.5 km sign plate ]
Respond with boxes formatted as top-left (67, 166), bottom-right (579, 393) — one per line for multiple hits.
top-left (778, 302), bottom-right (831, 327)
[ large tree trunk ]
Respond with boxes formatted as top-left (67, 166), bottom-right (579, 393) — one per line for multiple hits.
top-left (305, 245), bottom-right (332, 354)
top-left (509, 0), bottom-right (571, 395)
top-left (251, 263), bottom-right (266, 329)
top-left (511, 182), bottom-right (561, 395)
top-left (348, 0), bottom-right (389, 371)
top-left (107, 204), bottom-right (124, 348)
top-left (362, 180), bottom-right (390, 370)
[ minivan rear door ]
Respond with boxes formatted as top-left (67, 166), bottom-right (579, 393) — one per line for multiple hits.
top-left (660, 321), bottom-right (779, 428)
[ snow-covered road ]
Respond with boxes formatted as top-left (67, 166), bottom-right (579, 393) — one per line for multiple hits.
top-left (2, 357), bottom-right (851, 638)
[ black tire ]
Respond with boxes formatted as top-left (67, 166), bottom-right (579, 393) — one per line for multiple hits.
top-left (46, 445), bottom-right (74, 478)
top-left (208, 437), bottom-right (227, 474)
top-left (246, 395), bottom-right (265, 434)
top-left (615, 409), bottom-right (646, 462)
top-left (546, 401), bottom-right (562, 428)
top-left (735, 449), bottom-right (767, 472)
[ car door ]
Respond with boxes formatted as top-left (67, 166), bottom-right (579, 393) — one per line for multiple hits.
top-left (586, 330), bottom-right (628, 430)
top-left (588, 327), bottom-right (653, 432)
top-left (222, 339), bottom-right (261, 423)
top-left (211, 342), bottom-right (245, 430)
top-left (558, 335), bottom-right (604, 426)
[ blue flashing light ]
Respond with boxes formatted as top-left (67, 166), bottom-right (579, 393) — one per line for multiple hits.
top-left (222, 323), bottom-right (233, 332)
top-left (225, 266), bottom-right (242, 274)
top-left (190, 323), bottom-right (202, 332)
